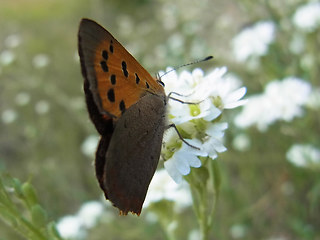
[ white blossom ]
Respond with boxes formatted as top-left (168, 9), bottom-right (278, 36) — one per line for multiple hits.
top-left (232, 133), bottom-right (251, 152)
top-left (56, 215), bottom-right (85, 239)
top-left (35, 100), bottom-right (50, 115)
top-left (0, 50), bottom-right (15, 65)
top-left (161, 67), bottom-right (246, 183)
top-left (286, 144), bottom-right (320, 168)
top-left (77, 201), bottom-right (104, 228)
top-left (57, 201), bottom-right (105, 239)
top-left (292, 1), bottom-right (320, 32)
top-left (232, 21), bottom-right (276, 62)
top-left (15, 92), bottom-right (31, 106)
top-left (235, 77), bottom-right (311, 131)
top-left (1, 109), bottom-right (18, 124)
top-left (32, 54), bottom-right (50, 68)
top-left (81, 135), bottom-right (100, 157)
top-left (5, 34), bottom-right (21, 48)
top-left (164, 140), bottom-right (205, 183)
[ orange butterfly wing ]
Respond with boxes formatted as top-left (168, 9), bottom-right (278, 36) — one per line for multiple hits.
top-left (78, 19), bottom-right (167, 215)
top-left (78, 18), bottom-right (165, 120)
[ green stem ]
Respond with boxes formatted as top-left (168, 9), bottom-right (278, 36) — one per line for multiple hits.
top-left (159, 217), bottom-right (177, 240)
top-left (191, 183), bottom-right (208, 240)
top-left (187, 158), bottom-right (221, 240)
top-left (208, 159), bottom-right (221, 226)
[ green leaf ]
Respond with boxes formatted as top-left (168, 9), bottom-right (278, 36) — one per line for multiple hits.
top-left (12, 178), bottom-right (24, 198)
top-left (22, 182), bottom-right (38, 207)
top-left (31, 204), bottom-right (47, 228)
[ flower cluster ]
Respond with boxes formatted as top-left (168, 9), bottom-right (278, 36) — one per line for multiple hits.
top-left (286, 144), bottom-right (320, 169)
top-left (292, 1), bottom-right (320, 32)
top-left (56, 201), bottom-right (106, 239)
top-left (234, 77), bottom-right (311, 132)
top-left (161, 67), bottom-right (247, 183)
top-left (232, 21), bottom-right (276, 62)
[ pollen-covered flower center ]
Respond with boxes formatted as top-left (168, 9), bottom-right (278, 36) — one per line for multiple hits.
top-left (212, 96), bottom-right (223, 109)
top-left (162, 140), bottom-right (183, 160)
top-left (189, 104), bottom-right (201, 116)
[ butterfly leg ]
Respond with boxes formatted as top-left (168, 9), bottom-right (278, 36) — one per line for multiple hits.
top-left (168, 92), bottom-right (202, 105)
top-left (166, 123), bottom-right (200, 150)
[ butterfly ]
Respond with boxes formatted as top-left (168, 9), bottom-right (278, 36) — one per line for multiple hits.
top-left (78, 18), bottom-right (167, 215)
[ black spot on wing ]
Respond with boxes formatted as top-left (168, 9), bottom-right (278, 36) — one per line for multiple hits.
top-left (135, 73), bottom-right (140, 84)
top-left (107, 88), bottom-right (115, 102)
top-left (122, 61), bottom-right (128, 78)
top-left (119, 100), bottom-right (126, 114)
top-left (100, 61), bottom-right (108, 72)
top-left (102, 50), bottom-right (108, 60)
top-left (110, 74), bottom-right (116, 85)
top-left (110, 40), bottom-right (114, 53)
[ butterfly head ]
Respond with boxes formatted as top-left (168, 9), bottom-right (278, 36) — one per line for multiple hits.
top-left (155, 72), bottom-right (165, 88)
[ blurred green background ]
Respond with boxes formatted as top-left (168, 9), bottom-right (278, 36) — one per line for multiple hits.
top-left (1, 0), bottom-right (319, 239)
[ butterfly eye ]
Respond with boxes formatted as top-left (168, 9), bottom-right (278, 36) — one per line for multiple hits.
top-left (157, 79), bottom-right (165, 87)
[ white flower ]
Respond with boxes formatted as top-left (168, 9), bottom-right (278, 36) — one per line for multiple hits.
top-left (164, 140), bottom-right (205, 183)
top-left (15, 92), bottom-right (31, 106)
top-left (232, 133), bottom-right (251, 152)
top-left (235, 77), bottom-right (311, 131)
top-left (0, 50), bottom-right (15, 65)
top-left (32, 54), bottom-right (50, 68)
top-left (191, 68), bottom-right (247, 110)
top-left (265, 77), bottom-right (310, 121)
top-left (292, 1), bottom-right (320, 32)
top-left (81, 135), bottom-right (100, 157)
top-left (57, 201), bottom-right (105, 239)
top-left (202, 123), bottom-right (228, 159)
top-left (161, 67), bottom-right (246, 183)
top-left (286, 144), bottom-right (320, 168)
top-left (144, 169), bottom-right (192, 211)
top-left (5, 34), bottom-right (21, 48)
top-left (35, 100), bottom-right (50, 115)
top-left (169, 98), bottom-right (221, 125)
top-left (56, 215), bottom-right (85, 239)
top-left (77, 201), bottom-right (104, 228)
top-left (1, 109), bottom-right (18, 124)
top-left (232, 21), bottom-right (276, 62)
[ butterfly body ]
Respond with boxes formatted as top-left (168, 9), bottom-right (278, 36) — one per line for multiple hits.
top-left (78, 18), bottom-right (166, 215)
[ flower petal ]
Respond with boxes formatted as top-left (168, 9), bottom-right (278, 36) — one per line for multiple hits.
top-left (203, 104), bottom-right (221, 121)
top-left (206, 122), bottom-right (228, 138)
top-left (174, 151), bottom-right (192, 175)
top-left (164, 159), bottom-right (183, 183)
top-left (202, 137), bottom-right (227, 158)
top-left (186, 154), bottom-right (201, 168)
top-left (224, 87), bottom-right (247, 109)
top-left (224, 99), bottom-right (248, 109)
top-left (182, 139), bottom-right (207, 157)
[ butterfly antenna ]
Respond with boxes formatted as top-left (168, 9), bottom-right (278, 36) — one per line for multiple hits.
top-left (159, 56), bottom-right (213, 79)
